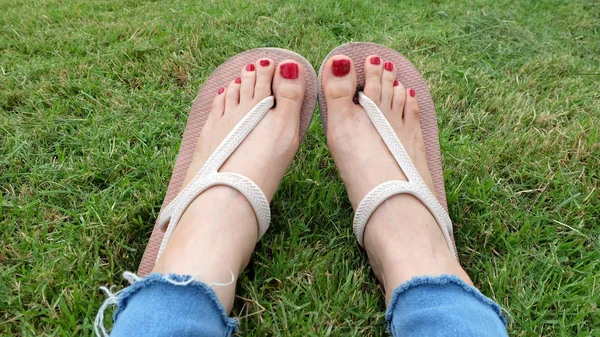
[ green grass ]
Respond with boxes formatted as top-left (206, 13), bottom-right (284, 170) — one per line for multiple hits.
top-left (1, 0), bottom-right (599, 335)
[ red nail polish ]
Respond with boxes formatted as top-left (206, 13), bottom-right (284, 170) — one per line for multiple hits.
top-left (409, 88), bottom-right (416, 97)
top-left (393, 80), bottom-right (399, 87)
top-left (259, 59), bottom-right (270, 67)
top-left (235, 77), bottom-right (241, 84)
top-left (384, 61), bottom-right (394, 71)
top-left (246, 64), bottom-right (255, 71)
top-left (217, 87), bottom-right (225, 95)
top-left (332, 59), bottom-right (351, 77)
top-left (370, 56), bottom-right (381, 65)
top-left (280, 63), bottom-right (299, 79)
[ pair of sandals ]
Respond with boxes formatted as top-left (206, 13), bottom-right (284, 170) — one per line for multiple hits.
top-left (138, 42), bottom-right (457, 276)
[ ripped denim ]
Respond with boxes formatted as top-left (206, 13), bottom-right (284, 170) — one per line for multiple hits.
top-left (96, 273), bottom-right (507, 336)
top-left (95, 273), bottom-right (236, 337)
top-left (385, 275), bottom-right (508, 336)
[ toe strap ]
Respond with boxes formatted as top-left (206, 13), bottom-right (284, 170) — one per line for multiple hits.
top-left (354, 92), bottom-right (457, 258)
top-left (354, 180), bottom-right (456, 257)
top-left (155, 96), bottom-right (275, 262)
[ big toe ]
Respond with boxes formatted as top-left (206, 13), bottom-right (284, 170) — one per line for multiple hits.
top-left (272, 60), bottom-right (306, 118)
top-left (322, 55), bottom-right (357, 116)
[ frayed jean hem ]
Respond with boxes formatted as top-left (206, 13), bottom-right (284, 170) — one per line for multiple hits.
top-left (95, 272), bottom-right (237, 337)
top-left (385, 274), bottom-right (508, 337)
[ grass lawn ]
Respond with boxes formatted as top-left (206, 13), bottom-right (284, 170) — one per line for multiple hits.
top-left (1, 0), bottom-right (599, 335)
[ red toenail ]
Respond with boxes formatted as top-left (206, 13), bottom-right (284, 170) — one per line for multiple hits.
top-left (260, 59), bottom-right (270, 67)
top-left (332, 59), bottom-right (351, 77)
top-left (409, 88), bottom-right (416, 97)
top-left (246, 64), bottom-right (255, 71)
top-left (370, 56), bottom-right (381, 65)
top-left (280, 63), bottom-right (299, 79)
top-left (235, 77), bottom-right (241, 84)
top-left (393, 80), bottom-right (399, 87)
top-left (217, 87), bottom-right (225, 94)
top-left (384, 62), bottom-right (394, 71)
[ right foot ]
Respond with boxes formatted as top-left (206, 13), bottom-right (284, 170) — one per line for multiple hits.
top-left (322, 55), bottom-right (472, 303)
top-left (154, 59), bottom-right (307, 312)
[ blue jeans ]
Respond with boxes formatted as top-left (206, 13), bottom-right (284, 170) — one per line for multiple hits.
top-left (96, 273), bottom-right (507, 336)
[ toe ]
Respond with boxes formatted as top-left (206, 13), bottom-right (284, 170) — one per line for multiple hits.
top-left (212, 86), bottom-right (226, 116)
top-left (403, 88), bottom-right (420, 125)
top-left (272, 60), bottom-right (306, 120)
top-left (363, 55), bottom-right (383, 105)
top-left (240, 63), bottom-right (256, 103)
top-left (391, 80), bottom-right (406, 120)
top-left (322, 55), bottom-right (357, 121)
top-left (225, 77), bottom-right (241, 110)
top-left (254, 58), bottom-right (275, 102)
top-left (380, 61), bottom-right (397, 113)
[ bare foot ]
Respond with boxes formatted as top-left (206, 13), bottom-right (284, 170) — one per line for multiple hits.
top-left (153, 59), bottom-right (307, 312)
top-left (322, 55), bottom-right (472, 304)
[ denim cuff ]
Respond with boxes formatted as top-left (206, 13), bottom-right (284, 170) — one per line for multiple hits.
top-left (114, 273), bottom-right (237, 329)
top-left (385, 274), bottom-right (507, 326)
top-left (94, 272), bottom-right (239, 337)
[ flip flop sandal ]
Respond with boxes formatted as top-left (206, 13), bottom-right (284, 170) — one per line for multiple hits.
top-left (138, 48), bottom-right (318, 276)
top-left (317, 42), bottom-right (457, 258)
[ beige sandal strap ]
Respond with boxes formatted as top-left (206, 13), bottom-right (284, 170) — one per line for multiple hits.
top-left (353, 92), bottom-right (456, 257)
top-left (156, 96), bottom-right (275, 261)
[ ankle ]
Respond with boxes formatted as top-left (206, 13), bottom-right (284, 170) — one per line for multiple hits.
top-left (363, 195), bottom-right (472, 304)
top-left (153, 186), bottom-right (259, 312)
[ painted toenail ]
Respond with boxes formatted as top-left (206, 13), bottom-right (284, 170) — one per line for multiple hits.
top-left (409, 88), bottom-right (416, 97)
top-left (217, 87), bottom-right (225, 95)
top-left (370, 56), bottom-right (381, 65)
top-left (332, 59), bottom-right (351, 77)
top-left (384, 62), bottom-right (394, 71)
top-left (393, 80), bottom-right (399, 87)
top-left (280, 63), bottom-right (299, 79)
top-left (259, 59), bottom-right (270, 67)
top-left (246, 64), bottom-right (255, 71)
top-left (235, 77), bottom-right (241, 84)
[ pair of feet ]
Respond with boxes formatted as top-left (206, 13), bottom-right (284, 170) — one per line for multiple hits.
top-left (153, 55), bottom-right (471, 312)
